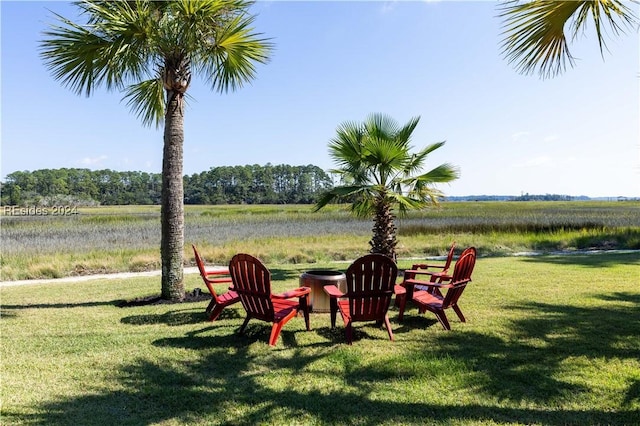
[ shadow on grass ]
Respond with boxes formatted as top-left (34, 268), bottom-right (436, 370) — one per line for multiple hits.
top-left (521, 251), bottom-right (640, 268)
top-left (121, 305), bottom-right (244, 327)
top-left (5, 293), bottom-right (639, 425)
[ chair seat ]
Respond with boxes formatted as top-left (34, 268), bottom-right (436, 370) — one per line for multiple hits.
top-left (219, 290), bottom-right (239, 304)
top-left (413, 290), bottom-right (444, 308)
top-left (272, 299), bottom-right (299, 322)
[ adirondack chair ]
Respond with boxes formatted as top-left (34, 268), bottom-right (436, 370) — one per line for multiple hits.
top-left (407, 241), bottom-right (457, 283)
top-left (192, 245), bottom-right (240, 321)
top-left (399, 242), bottom-right (457, 303)
top-left (398, 247), bottom-right (477, 330)
top-left (228, 253), bottom-right (311, 346)
top-left (324, 254), bottom-right (400, 344)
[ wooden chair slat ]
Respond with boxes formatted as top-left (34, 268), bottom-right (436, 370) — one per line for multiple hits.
top-left (229, 253), bottom-right (311, 346)
top-left (192, 245), bottom-right (240, 321)
top-left (324, 254), bottom-right (398, 344)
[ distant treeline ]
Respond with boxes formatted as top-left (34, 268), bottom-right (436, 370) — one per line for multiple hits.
top-left (448, 194), bottom-right (591, 202)
top-left (0, 165), bottom-right (334, 206)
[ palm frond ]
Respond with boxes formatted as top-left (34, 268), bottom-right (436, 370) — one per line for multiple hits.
top-left (40, 2), bottom-right (157, 96)
top-left (312, 185), bottom-right (366, 212)
top-left (499, 0), bottom-right (579, 78)
top-left (571, 0), bottom-right (639, 56)
top-left (201, 13), bottom-right (273, 93)
top-left (499, 0), bottom-right (639, 78)
top-left (387, 191), bottom-right (428, 216)
top-left (364, 113), bottom-right (399, 142)
top-left (403, 141), bottom-right (447, 176)
top-left (414, 163), bottom-right (460, 185)
top-left (122, 78), bottom-right (165, 128)
top-left (351, 197), bottom-right (376, 218)
top-left (40, 14), bottom-right (115, 96)
top-left (394, 115), bottom-right (421, 147)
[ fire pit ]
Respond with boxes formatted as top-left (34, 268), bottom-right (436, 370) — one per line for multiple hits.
top-left (299, 270), bottom-right (347, 313)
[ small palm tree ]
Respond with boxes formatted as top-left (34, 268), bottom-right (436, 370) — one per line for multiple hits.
top-left (499, 0), bottom-right (638, 78)
top-left (314, 113), bottom-right (459, 260)
top-left (40, 0), bottom-right (272, 301)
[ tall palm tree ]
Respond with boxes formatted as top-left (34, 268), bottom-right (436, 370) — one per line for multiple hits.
top-left (314, 113), bottom-right (459, 260)
top-left (40, 0), bottom-right (272, 301)
top-left (499, 0), bottom-right (638, 78)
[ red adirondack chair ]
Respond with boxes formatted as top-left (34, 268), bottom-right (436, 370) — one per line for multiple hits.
top-left (398, 247), bottom-right (477, 330)
top-left (324, 254), bottom-right (400, 344)
top-left (228, 253), bottom-right (311, 346)
top-left (407, 241), bottom-right (457, 283)
top-left (192, 245), bottom-right (239, 321)
top-left (398, 242), bottom-right (457, 304)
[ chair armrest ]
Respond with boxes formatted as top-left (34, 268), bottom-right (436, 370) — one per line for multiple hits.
top-left (404, 269), bottom-right (437, 277)
top-left (405, 279), bottom-right (454, 289)
top-left (273, 286), bottom-right (311, 299)
top-left (204, 267), bottom-right (231, 276)
top-left (411, 264), bottom-right (446, 270)
top-left (405, 269), bottom-right (450, 279)
top-left (323, 285), bottom-right (345, 298)
top-left (206, 276), bottom-right (233, 284)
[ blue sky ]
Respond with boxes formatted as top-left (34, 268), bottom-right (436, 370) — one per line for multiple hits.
top-left (1, 1), bottom-right (639, 197)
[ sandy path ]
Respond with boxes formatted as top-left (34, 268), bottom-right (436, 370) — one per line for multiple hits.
top-left (0, 267), bottom-right (225, 288)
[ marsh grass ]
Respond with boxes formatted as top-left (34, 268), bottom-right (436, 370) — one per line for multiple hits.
top-left (1, 253), bottom-right (639, 425)
top-left (1, 201), bottom-right (639, 281)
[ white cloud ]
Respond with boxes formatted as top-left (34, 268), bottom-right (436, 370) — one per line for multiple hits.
top-left (79, 155), bottom-right (108, 166)
top-left (543, 135), bottom-right (559, 143)
top-left (511, 131), bottom-right (530, 142)
top-left (380, 1), bottom-right (398, 14)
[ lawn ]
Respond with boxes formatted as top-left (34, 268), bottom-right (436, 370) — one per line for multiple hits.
top-left (2, 252), bottom-right (639, 425)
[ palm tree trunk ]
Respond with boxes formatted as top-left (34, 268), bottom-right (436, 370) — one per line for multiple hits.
top-left (161, 92), bottom-right (185, 301)
top-left (370, 196), bottom-right (397, 261)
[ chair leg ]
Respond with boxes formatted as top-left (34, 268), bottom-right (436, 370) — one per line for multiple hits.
top-left (329, 298), bottom-right (338, 329)
top-left (269, 321), bottom-right (285, 346)
top-left (208, 303), bottom-right (224, 322)
top-left (239, 315), bottom-right (251, 334)
top-left (435, 310), bottom-right (451, 330)
top-left (452, 305), bottom-right (466, 322)
top-left (383, 315), bottom-right (394, 341)
top-left (205, 299), bottom-right (217, 317)
top-left (396, 293), bottom-right (407, 322)
top-left (345, 320), bottom-right (353, 345)
top-left (300, 295), bottom-right (311, 331)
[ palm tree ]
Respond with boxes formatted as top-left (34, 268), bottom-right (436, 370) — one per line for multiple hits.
top-left (40, 0), bottom-right (272, 301)
top-left (499, 0), bottom-right (638, 78)
top-left (314, 113), bottom-right (459, 260)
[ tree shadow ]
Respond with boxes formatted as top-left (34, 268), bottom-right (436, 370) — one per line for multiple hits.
top-left (5, 292), bottom-right (639, 425)
top-left (521, 251), bottom-right (640, 268)
top-left (120, 305), bottom-right (244, 327)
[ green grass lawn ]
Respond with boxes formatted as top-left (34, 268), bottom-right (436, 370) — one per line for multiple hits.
top-left (2, 253), bottom-right (639, 425)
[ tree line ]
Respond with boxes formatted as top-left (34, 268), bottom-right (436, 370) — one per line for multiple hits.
top-left (0, 164), bottom-right (334, 206)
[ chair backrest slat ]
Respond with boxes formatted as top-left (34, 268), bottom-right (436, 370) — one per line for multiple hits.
top-left (229, 253), bottom-right (275, 321)
top-left (442, 242), bottom-right (457, 271)
top-left (192, 245), bottom-right (218, 299)
top-left (443, 247), bottom-right (477, 309)
top-left (345, 254), bottom-right (397, 322)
